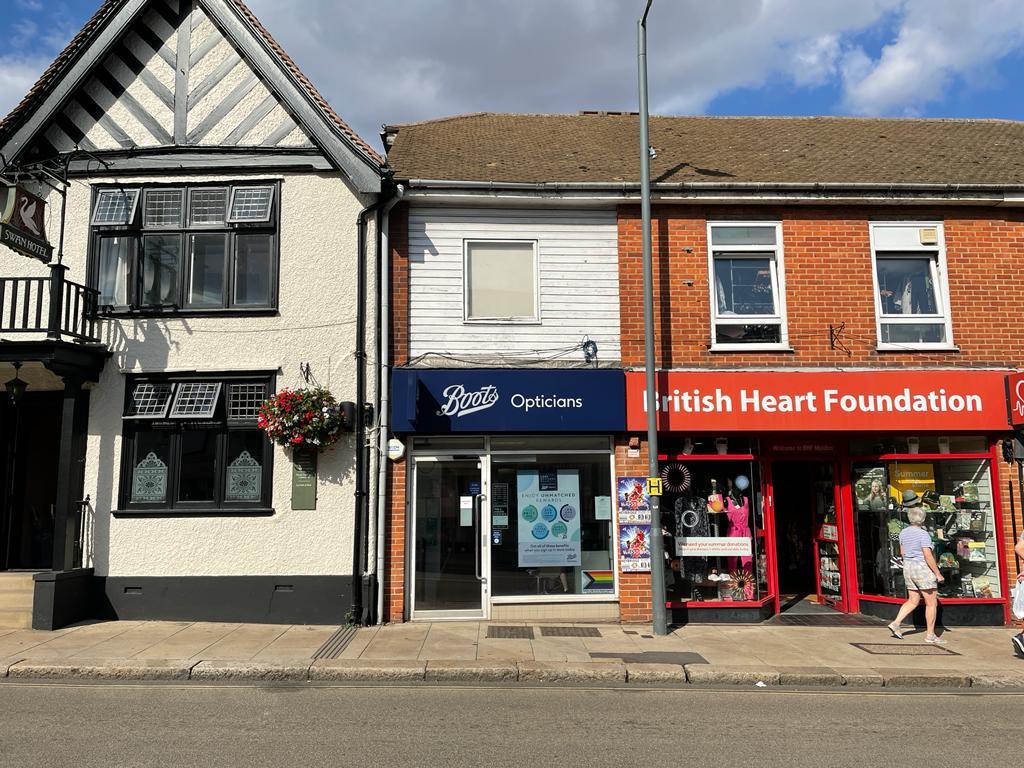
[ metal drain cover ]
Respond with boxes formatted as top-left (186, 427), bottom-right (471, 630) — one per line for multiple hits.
top-left (486, 626), bottom-right (535, 639)
top-left (540, 626), bottom-right (602, 638)
top-left (851, 642), bottom-right (959, 656)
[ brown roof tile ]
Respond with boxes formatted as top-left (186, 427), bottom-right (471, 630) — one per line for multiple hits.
top-left (1, 0), bottom-right (381, 167)
top-left (385, 113), bottom-right (1024, 188)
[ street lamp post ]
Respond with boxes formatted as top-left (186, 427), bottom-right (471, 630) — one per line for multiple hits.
top-left (638, 0), bottom-right (668, 636)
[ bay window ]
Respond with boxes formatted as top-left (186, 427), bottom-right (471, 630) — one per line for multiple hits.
top-left (707, 223), bottom-right (788, 349)
top-left (91, 182), bottom-right (278, 313)
top-left (118, 374), bottom-right (274, 514)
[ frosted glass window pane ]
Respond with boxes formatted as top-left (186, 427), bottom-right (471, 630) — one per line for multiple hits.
top-left (711, 226), bottom-right (776, 246)
top-left (466, 242), bottom-right (536, 320)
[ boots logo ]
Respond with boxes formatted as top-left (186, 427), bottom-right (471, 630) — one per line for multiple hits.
top-left (438, 384), bottom-right (499, 418)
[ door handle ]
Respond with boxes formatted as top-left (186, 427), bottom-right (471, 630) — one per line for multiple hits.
top-left (474, 494), bottom-right (483, 582)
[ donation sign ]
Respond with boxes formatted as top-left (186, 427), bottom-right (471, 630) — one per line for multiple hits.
top-left (516, 469), bottom-right (581, 568)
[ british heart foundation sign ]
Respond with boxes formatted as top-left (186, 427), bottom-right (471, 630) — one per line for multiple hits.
top-left (1007, 372), bottom-right (1024, 428)
top-left (625, 370), bottom-right (1011, 432)
top-left (0, 185), bottom-right (53, 263)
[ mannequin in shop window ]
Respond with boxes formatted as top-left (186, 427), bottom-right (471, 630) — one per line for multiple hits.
top-left (725, 476), bottom-right (753, 572)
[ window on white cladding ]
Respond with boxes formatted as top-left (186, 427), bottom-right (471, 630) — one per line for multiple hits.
top-left (464, 240), bottom-right (539, 321)
top-left (870, 223), bottom-right (953, 349)
top-left (708, 223), bottom-right (787, 348)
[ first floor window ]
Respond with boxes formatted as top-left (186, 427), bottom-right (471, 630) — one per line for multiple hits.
top-left (121, 375), bottom-right (272, 512)
top-left (464, 240), bottom-right (538, 321)
top-left (871, 223), bottom-right (952, 348)
top-left (92, 182), bottom-right (277, 312)
top-left (708, 223), bottom-right (787, 347)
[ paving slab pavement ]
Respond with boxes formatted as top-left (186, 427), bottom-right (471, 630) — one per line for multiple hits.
top-left (1, 618), bottom-right (1022, 688)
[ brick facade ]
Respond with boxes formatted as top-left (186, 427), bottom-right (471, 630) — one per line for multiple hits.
top-left (617, 202), bottom-right (1024, 623)
top-left (618, 205), bottom-right (1024, 368)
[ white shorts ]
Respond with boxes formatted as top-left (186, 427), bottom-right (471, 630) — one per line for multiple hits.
top-left (903, 559), bottom-right (937, 591)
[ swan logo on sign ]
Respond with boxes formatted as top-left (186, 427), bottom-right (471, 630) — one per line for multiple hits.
top-left (0, 186), bottom-right (52, 263)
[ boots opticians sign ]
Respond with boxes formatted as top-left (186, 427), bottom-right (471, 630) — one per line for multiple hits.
top-left (625, 370), bottom-right (1011, 432)
top-left (392, 368), bottom-right (625, 432)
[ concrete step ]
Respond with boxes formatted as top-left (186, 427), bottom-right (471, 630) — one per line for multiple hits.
top-left (0, 593), bottom-right (33, 611)
top-left (0, 573), bottom-right (38, 590)
top-left (0, 609), bottom-right (32, 630)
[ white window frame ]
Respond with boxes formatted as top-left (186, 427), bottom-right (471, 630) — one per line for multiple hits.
top-left (869, 221), bottom-right (956, 351)
top-left (706, 221), bottom-right (789, 351)
top-left (462, 238), bottom-right (541, 324)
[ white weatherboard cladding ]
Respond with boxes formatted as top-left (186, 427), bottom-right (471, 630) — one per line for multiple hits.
top-left (11, 171), bottom-right (375, 577)
top-left (407, 208), bottom-right (621, 361)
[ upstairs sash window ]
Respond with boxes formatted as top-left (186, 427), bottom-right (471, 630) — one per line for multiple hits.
top-left (91, 183), bottom-right (278, 312)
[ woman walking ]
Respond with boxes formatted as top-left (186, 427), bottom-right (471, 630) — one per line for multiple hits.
top-left (887, 490), bottom-right (946, 644)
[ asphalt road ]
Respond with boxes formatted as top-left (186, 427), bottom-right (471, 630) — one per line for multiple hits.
top-left (0, 682), bottom-right (1020, 767)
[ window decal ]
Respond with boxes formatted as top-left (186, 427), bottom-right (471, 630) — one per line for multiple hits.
top-left (225, 450), bottom-right (262, 501)
top-left (132, 452), bottom-right (168, 503)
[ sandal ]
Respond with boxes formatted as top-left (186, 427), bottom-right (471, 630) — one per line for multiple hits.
top-left (887, 623), bottom-right (904, 640)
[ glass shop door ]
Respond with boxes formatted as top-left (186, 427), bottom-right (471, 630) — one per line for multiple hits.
top-left (812, 464), bottom-right (847, 610)
top-left (410, 456), bottom-right (490, 620)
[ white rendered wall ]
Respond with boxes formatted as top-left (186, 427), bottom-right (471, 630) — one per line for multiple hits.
top-left (407, 207), bottom-right (621, 363)
top-left (10, 170), bottom-right (375, 577)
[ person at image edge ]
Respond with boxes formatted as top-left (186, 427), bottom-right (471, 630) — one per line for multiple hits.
top-left (887, 491), bottom-right (947, 645)
top-left (1013, 532), bottom-right (1024, 658)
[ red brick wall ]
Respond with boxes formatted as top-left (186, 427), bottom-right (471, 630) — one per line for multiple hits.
top-left (618, 205), bottom-right (1024, 369)
top-left (389, 203), bottom-right (410, 366)
top-left (385, 457), bottom-right (407, 622)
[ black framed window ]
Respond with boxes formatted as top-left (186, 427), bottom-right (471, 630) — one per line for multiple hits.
top-left (91, 182), bottom-right (279, 314)
top-left (119, 374), bottom-right (274, 514)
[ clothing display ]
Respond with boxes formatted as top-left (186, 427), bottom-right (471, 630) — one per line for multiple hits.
top-left (725, 493), bottom-right (752, 571)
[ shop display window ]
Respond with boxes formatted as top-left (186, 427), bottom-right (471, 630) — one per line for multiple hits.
top-left (662, 460), bottom-right (768, 603)
top-left (853, 458), bottom-right (1001, 599)
top-left (491, 453), bottom-right (614, 598)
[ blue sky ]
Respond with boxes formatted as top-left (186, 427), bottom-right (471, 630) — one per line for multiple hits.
top-left (2, 0), bottom-right (1023, 150)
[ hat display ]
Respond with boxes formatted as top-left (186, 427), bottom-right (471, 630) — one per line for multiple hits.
top-left (901, 489), bottom-right (922, 507)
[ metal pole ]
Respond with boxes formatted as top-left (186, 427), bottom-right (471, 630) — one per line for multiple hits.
top-left (638, 0), bottom-right (667, 636)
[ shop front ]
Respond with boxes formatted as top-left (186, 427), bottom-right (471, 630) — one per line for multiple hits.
top-left (390, 368), bottom-right (624, 621)
top-left (625, 369), bottom-right (1014, 625)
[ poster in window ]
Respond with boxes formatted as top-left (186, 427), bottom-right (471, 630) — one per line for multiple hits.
top-left (516, 469), bottom-right (581, 568)
top-left (617, 476), bottom-right (651, 524)
top-left (888, 462), bottom-right (935, 503)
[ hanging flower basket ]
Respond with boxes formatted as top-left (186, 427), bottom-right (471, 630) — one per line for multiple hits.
top-left (257, 387), bottom-right (350, 450)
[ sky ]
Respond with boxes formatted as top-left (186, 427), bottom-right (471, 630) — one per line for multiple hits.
top-left (2, 0), bottom-right (1024, 153)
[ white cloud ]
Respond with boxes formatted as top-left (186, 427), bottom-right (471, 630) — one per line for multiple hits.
top-left (841, 0), bottom-right (1024, 114)
top-left (0, 55), bottom-right (48, 121)
top-left (15, 0), bottom-right (44, 11)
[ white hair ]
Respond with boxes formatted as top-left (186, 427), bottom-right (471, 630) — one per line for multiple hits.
top-left (906, 507), bottom-right (926, 525)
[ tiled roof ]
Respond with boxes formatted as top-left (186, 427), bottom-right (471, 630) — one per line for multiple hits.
top-left (385, 112), bottom-right (1024, 188)
top-left (0, 0), bottom-right (381, 166)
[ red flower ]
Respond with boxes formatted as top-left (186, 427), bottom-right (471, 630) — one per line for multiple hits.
top-left (291, 435), bottom-right (304, 444)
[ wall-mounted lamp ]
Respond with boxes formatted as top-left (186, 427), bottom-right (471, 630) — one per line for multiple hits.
top-left (582, 339), bottom-right (598, 363)
top-left (4, 363), bottom-right (26, 404)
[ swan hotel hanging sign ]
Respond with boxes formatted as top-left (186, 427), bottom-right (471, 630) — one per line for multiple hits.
top-left (0, 185), bottom-right (53, 263)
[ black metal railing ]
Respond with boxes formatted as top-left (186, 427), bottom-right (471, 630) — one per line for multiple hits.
top-left (0, 265), bottom-right (100, 343)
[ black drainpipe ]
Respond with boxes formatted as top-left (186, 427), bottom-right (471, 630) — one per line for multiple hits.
top-left (352, 185), bottom-right (392, 625)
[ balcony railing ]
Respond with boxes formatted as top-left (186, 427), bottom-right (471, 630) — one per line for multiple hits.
top-left (0, 265), bottom-right (100, 343)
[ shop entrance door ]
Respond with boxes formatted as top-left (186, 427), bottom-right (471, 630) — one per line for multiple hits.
top-left (410, 456), bottom-right (489, 620)
top-left (770, 460), bottom-right (848, 613)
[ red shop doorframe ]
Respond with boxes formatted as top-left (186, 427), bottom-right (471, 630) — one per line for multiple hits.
top-left (763, 439), bottom-right (860, 616)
